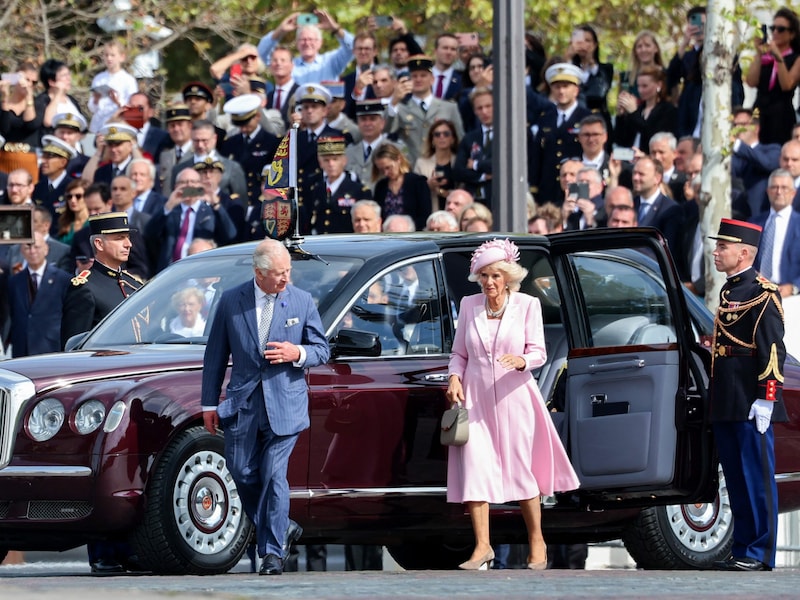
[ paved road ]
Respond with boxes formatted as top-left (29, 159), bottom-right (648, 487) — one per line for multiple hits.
top-left (2, 561), bottom-right (798, 599)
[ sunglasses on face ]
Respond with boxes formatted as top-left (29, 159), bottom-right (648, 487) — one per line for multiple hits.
top-left (66, 192), bottom-right (84, 199)
top-left (433, 130), bottom-right (452, 138)
top-left (770, 25), bottom-right (792, 33)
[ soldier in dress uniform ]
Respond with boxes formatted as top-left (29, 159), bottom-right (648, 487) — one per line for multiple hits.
top-left (708, 218), bottom-right (788, 572)
top-left (59, 211), bottom-right (142, 574)
top-left (529, 63), bottom-right (592, 204)
top-left (220, 94), bottom-right (280, 212)
top-left (158, 105), bottom-right (193, 192)
top-left (61, 212), bottom-right (142, 349)
top-left (294, 83), bottom-right (344, 232)
top-left (305, 135), bottom-right (372, 234)
top-left (53, 112), bottom-right (90, 179)
top-left (31, 135), bottom-right (78, 224)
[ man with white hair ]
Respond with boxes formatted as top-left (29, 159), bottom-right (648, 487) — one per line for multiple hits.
top-left (257, 10), bottom-right (354, 84)
top-left (382, 214), bottom-right (416, 232)
top-left (127, 158), bottom-right (165, 215)
top-left (425, 210), bottom-right (459, 232)
top-left (649, 132), bottom-right (685, 201)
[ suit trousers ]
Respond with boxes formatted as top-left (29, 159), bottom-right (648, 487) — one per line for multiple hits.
top-left (712, 421), bottom-right (778, 567)
top-left (221, 386), bottom-right (298, 558)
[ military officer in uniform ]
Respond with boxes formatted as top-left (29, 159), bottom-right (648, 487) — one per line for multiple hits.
top-left (60, 212), bottom-right (142, 574)
top-left (53, 112), bottom-right (90, 179)
top-left (61, 212), bottom-right (142, 349)
top-left (293, 83), bottom-right (344, 232)
top-left (385, 55), bottom-right (464, 166)
top-left (220, 94), bottom-right (280, 212)
top-left (529, 63), bottom-right (592, 204)
top-left (709, 218), bottom-right (788, 572)
top-left (305, 135), bottom-right (372, 234)
top-left (32, 136), bottom-right (78, 223)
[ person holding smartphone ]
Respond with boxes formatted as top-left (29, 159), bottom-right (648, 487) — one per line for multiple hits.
top-left (746, 7), bottom-right (800, 145)
top-left (256, 10), bottom-right (355, 85)
top-left (144, 166), bottom-right (237, 273)
top-left (667, 6), bottom-right (744, 138)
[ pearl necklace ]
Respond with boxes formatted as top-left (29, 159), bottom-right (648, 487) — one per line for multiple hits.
top-left (485, 294), bottom-right (509, 318)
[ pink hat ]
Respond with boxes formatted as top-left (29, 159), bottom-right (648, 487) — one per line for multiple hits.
top-left (470, 238), bottom-right (520, 274)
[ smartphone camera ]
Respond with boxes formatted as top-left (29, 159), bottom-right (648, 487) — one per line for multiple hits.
top-left (374, 16), bottom-right (394, 28)
top-left (297, 13), bottom-right (319, 26)
top-left (182, 186), bottom-right (205, 198)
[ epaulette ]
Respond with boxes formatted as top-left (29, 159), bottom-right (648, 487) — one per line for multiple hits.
top-left (230, 193), bottom-right (240, 200)
top-left (71, 269), bottom-right (91, 286)
top-left (123, 270), bottom-right (144, 285)
top-left (756, 275), bottom-right (779, 292)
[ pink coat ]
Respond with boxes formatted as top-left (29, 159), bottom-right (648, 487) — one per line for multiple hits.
top-left (447, 292), bottom-right (580, 503)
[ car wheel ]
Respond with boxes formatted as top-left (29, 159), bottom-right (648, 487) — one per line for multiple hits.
top-left (130, 425), bottom-right (253, 574)
top-left (622, 467), bottom-right (733, 569)
top-left (387, 541), bottom-right (472, 570)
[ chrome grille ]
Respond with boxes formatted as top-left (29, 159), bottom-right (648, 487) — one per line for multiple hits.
top-left (0, 370), bottom-right (37, 470)
top-left (27, 501), bottom-right (92, 520)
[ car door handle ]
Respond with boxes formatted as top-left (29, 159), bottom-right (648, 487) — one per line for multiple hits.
top-left (588, 359), bottom-right (645, 374)
top-left (423, 374), bottom-right (449, 382)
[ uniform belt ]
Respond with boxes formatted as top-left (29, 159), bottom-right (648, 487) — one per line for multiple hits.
top-left (716, 345), bottom-right (755, 357)
top-left (2, 142), bottom-right (32, 153)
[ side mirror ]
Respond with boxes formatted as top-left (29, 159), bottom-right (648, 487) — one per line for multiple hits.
top-left (331, 329), bottom-right (381, 357)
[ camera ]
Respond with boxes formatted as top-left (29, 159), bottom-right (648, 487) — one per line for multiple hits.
top-left (297, 13), bottom-right (319, 26)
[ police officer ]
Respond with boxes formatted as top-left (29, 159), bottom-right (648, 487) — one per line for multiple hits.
top-left (709, 218), bottom-right (788, 572)
top-left (61, 212), bottom-right (142, 349)
top-left (305, 135), bottom-right (372, 234)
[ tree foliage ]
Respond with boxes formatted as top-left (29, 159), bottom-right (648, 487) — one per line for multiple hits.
top-left (0, 0), bottom-right (778, 101)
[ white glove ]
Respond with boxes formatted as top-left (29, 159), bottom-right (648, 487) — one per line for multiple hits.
top-left (748, 399), bottom-right (773, 434)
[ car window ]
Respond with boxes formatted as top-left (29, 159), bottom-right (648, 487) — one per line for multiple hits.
top-left (338, 260), bottom-right (443, 356)
top-left (571, 253), bottom-right (676, 348)
top-left (82, 253), bottom-right (363, 348)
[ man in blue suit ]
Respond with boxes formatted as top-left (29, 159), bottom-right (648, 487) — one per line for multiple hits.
top-left (7, 232), bottom-right (71, 357)
top-left (751, 169), bottom-right (800, 297)
top-left (732, 108), bottom-right (780, 219)
top-left (202, 239), bottom-right (329, 576)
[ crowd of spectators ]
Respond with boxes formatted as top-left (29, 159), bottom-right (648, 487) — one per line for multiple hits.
top-left (4, 4), bottom-right (800, 572)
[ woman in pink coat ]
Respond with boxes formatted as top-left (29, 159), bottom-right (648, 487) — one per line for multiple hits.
top-left (447, 239), bottom-right (580, 570)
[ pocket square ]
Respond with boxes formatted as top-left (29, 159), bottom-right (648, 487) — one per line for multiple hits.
top-left (285, 317), bottom-right (299, 327)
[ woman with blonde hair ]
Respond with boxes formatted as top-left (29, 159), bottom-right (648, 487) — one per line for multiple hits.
top-left (458, 202), bottom-right (493, 231)
top-left (447, 239), bottom-right (579, 570)
top-left (372, 143), bottom-right (431, 231)
top-left (169, 287), bottom-right (207, 337)
top-left (621, 31), bottom-right (665, 95)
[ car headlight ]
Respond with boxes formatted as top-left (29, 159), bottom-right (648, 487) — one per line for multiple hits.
top-left (28, 398), bottom-right (65, 442)
top-left (74, 400), bottom-right (106, 435)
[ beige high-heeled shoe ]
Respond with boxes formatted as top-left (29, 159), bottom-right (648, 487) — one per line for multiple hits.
top-left (527, 545), bottom-right (547, 570)
top-left (458, 548), bottom-right (495, 570)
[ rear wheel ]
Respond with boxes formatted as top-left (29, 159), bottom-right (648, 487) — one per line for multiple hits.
top-left (622, 467), bottom-right (733, 569)
top-left (130, 426), bottom-right (253, 574)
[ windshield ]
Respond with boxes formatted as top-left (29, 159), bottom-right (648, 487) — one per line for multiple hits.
top-left (82, 251), bottom-right (362, 348)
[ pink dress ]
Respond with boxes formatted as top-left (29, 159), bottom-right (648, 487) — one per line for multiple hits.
top-left (447, 292), bottom-right (580, 503)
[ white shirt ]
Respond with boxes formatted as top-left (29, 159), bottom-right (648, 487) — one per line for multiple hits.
top-left (432, 66), bottom-right (455, 97)
top-left (252, 280), bottom-right (307, 366)
top-left (766, 205), bottom-right (793, 283)
top-left (87, 68), bottom-right (139, 133)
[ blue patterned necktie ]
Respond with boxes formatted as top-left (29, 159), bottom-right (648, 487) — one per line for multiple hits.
top-left (760, 213), bottom-right (776, 281)
top-left (258, 294), bottom-right (274, 350)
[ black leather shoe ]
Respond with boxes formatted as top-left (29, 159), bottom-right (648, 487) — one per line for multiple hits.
top-left (712, 556), bottom-right (771, 571)
top-left (90, 557), bottom-right (125, 575)
top-left (282, 519), bottom-right (304, 561)
top-left (259, 553), bottom-right (283, 576)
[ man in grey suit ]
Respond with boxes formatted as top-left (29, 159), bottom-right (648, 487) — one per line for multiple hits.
top-left (164, 120), bottom-right (248, 209)
top-left (386, 55), bottom-right (464, 165)
top-left (202, 239), bottom-right (329, 576)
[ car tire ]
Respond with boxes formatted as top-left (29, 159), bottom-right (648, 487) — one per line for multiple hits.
top-left (387, 541), bottom-right (472, 570)
top-left (130, 425), bottom-right (253, 574)
top-left (622, 467), bottom-right (733, 569)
